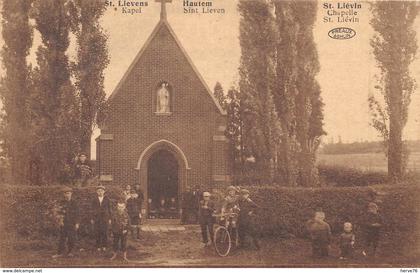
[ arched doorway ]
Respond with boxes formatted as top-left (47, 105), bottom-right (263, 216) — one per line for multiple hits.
top-left (147, 149), bottom-right (179, 219)
top-left (136, 139), bottom-right (190, 220)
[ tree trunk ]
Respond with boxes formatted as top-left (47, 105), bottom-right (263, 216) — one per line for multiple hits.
top-left (388, 112), bottom-right (403, 183)
top-left (80, 128), bottom-right (92, 159)
top-left (298, 149), bottom-right (317, 187)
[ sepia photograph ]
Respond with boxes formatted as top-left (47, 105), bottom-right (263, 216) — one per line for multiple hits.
top-left (0, 0), bottom-right (419, 269)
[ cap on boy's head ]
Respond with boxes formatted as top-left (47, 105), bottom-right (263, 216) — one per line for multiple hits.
top-left (79, 152), bottom-right (87, 157)
top-left (240, 189), bottom-right (250, 195)
top-left (61, 186), bottom-right (73, 193)
top-left (368, 202), bottom-right (378, 210)
top-left (203, 191), bottom-right (211, 197)
top-left (96, 185), bottom-right (106, 191)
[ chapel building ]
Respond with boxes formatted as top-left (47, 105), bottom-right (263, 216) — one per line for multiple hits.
top-left (96, 0), bottom-right (232, 218)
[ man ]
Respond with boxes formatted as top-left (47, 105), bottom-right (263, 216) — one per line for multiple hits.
top-left (52, 186), bottom-right (80, 258)
top-left (91, 185), bottom-right (112, 251)
top-left (198, 191), bottom-right (216, 247)
top-left (126, 190), bottom-right (141, 239)
top-left (132, 183), bottom-right (145, 218)
top-left (74, 153), bottom-right (92, 187)
top-left (181, 186), bottom-right (195, 224)
top-left (237, 189), bottom-right (260, 250)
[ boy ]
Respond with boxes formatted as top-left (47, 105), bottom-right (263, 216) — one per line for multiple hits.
top-left (127, 189), bottom-right (141, 239)
top-left (110, 199), bottom-right (130, 261)
top-left (90, 185), bottom-right (112, 251)
top-left (52, 186), bottom-right (80, 258)
top-left (339, 222), bottom-right (355, 259)
top-left (74, 153), bottom-right (92, 187)
top-left (132, 183), bottom-right (145, 208)
top-left (306, 211), bottom-right (332, 258)
top-left (221, 186), bottom-right (239, 215)
top-left (362, 202), bottom-right (383, 257)
top-left (198, 191), bottom-right (216, 247)
top-left (238, 189), bottom-right (260, 250)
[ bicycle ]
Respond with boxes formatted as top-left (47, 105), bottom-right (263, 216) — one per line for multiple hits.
top-left (212, 212), bottom-right (239, 257)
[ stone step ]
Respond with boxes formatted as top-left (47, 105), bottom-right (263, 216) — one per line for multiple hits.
top-left (144, 219), bottom-right (181, 225)
top-left (140, 225), bottom-right (185, 232)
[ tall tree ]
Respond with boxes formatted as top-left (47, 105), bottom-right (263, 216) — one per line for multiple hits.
top-left (369, 1), bottom-right (418, 183)
top-left (273, 0), bottom-right (325, 186)
top-left (213, 82), bottom-right (226, 110)
top-left (272, 1), bottom-right (300, 186)
top-left (238, 0), bottom-right (281, 181)
top-left (0, 0), bottom-right (34, 184)
top-left (225, 86), bottom-right (246, 177)
top-left (294, 1), bottom-right (325, 186)
top-left (69, 0), bottom-right (109, 158)
top-left (31, 0), bottom-right (80, 183)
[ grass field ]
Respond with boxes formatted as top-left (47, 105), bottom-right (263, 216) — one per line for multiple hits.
top-left (317, 152), bottom-right (420, 172)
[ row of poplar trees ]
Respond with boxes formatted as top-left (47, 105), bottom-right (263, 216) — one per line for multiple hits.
top-left (216, 0), bottom-right (418, 186)
top-left (0, 0), bottom-right (109, 184)
top-left (215, 1), bottom-right (326, 187)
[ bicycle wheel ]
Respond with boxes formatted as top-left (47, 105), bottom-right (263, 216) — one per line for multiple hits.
top-left (214, 226), bottom-right (232, 257)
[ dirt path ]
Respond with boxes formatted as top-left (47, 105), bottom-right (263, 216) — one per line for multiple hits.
top-left (1, 228), bottom-right (419, 267)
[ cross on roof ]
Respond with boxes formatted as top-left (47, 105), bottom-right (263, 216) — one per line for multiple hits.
top-left (156, 0), bottom-right (172, 20)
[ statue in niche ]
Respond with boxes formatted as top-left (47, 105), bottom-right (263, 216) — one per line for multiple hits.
top-left (157, 82), bottom-right (170, 113)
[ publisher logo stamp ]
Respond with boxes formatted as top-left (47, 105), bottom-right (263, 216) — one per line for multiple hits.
top-left (328, 27), bottom-right (356, 40)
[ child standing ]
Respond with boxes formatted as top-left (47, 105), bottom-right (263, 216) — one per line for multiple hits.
top-left (339, 222), bottom-right (355, 259)
top-left (198, 191), bottom-right (216, 247)
top-left (110, 199), bottom-right (130, 261)
top-left (306, 211), bottom-right (332, 258)
top-left (91, 185), bottom-right (111, 252)
top-left (362, 202), bottom-right (383, 257)
top-left (127, 190), bottom-right (141, 240)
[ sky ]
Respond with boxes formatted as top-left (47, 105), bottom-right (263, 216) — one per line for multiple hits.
top-left (0, 0), bottom-right (419, 150)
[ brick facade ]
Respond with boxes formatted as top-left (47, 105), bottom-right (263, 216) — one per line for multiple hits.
top-left (96, 19), bottom-right (231, 215)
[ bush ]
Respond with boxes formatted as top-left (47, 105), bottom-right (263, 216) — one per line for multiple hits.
top-left (317, 164), bottom-right (420, 187)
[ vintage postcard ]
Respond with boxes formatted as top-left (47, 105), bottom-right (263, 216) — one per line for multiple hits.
top-left (0, 0), bottom-right (419, 269)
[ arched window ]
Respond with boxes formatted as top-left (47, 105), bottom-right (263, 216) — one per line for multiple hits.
top-left (155, 81), bottom-right (172, 114)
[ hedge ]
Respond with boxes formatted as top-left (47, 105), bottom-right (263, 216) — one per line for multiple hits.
top-left (248, 183), bottom-right (420, 255)
top-left (0, 183), bottom-right (419, 255)
top-left (0, 185), bottom-right (125, 240)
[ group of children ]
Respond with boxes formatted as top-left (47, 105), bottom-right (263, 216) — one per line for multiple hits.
top-left (306, 202), bottom-right (383, 260)
top-left (53, 183), bottom-right (384, 262)
top-left (53, 184), bottom-right (144, 261)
